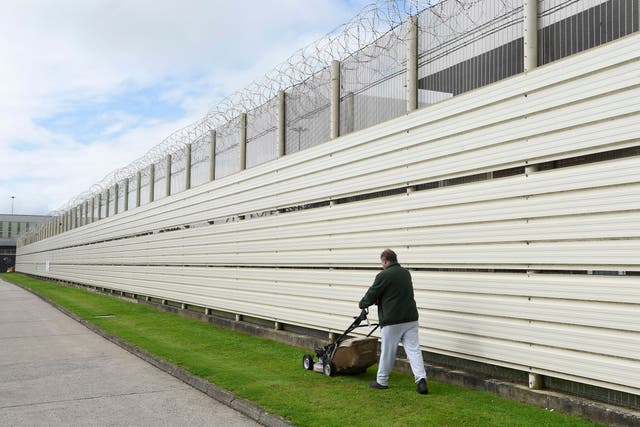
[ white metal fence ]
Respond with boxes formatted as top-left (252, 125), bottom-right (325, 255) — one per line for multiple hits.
top-left (17, 30), bottom-right (640, 396)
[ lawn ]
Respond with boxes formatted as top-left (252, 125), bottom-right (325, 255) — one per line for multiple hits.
top-left (1, 273), bottom-right (603, 427)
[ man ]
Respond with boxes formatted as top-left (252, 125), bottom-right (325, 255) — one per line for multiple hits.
top-left (359, 249), bottom-right (428, 394)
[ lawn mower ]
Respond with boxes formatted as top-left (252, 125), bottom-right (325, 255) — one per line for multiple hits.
top-left (302, 308), bottom-right (379, 376)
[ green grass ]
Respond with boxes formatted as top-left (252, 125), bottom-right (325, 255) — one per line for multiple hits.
top-left (1, 273), bottom-right (603, 427)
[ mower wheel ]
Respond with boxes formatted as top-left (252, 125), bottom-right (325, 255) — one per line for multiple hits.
top-left (323, 361), bottom-right (335, 377)
top-left (302, 354), bottom-right (314, 370)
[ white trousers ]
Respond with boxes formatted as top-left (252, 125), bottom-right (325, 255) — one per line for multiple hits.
top-left (376, 320), bottom-right (427, 386)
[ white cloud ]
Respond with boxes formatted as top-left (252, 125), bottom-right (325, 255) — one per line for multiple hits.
top-left (0, 0), bottom-right (369, 215)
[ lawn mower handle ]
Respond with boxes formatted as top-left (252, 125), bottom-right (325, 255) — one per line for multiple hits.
top-left (353, 308), bottom-right (370, 326)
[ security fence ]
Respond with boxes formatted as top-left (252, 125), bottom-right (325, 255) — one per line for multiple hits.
top-left (20, 0), bottom-right (639, 237)
top-left (16, 0), bottom-right (640, 407)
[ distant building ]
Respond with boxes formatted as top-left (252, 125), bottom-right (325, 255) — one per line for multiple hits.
top-left (0, 214), bottom-right (51, 272)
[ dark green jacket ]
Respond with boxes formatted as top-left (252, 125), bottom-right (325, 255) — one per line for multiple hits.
top-left (358, 263), bottom-right (419, 327)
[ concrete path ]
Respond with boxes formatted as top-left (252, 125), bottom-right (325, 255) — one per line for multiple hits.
top-left (0, 279), bottom-right (260, 426)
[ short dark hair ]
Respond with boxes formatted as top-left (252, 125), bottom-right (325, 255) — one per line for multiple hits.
top-left (380, 249), bottom-right (397, 263)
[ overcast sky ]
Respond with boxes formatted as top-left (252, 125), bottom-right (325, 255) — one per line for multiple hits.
top-left (0, 0), bottom-right (371, 215)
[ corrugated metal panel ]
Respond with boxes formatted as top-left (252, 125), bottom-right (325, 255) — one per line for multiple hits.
top-left (23, 35), bottom-right (640, 250)
top-left (16, 33), bottom-right (640, 395)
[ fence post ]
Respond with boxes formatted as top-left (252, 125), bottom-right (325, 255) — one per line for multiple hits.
top-left (278, 90), bottom-right (286, 157)
top-left (330, 60), bottom-right (341, 139)
top-left (136, 171), bottom-right (142, 208)
top-left (105, 188), bottom-right (110, 218)
top-left (124, 178), bottom-right (129, 212)
top-left (113, 183), bottom-right (119, 215)
top-left (523, 0), bottom-right (539, 72)
top-left (407, 14), bottom-right (418, 112)
top-left (209, 130), bottom-right (216, 181)
top-left (90, 198), bottom-right (95, 223)
top-left (97, 194), bottom-right (102, 220)
top-left (165, 154), bottom-right (172, 197)
top-left (345, 91), bottom-right (355, 134)
top-left (149, 163), bottom-right (155, 203)
top-left (529, 372), bottom-right (543, 389)
top-left (185, 143), bottom-right (192, 190)
top-left (525, 162), bottom-right (540, 176)
top-left (240, 113), bottom-right (247, 171)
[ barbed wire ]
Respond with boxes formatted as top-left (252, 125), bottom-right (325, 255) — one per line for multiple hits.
top-left (53, 0), bottom-right (503, 217)
top-left (54, 0), bottom-right (497, 213)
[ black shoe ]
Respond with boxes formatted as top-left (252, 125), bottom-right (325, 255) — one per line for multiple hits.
top-left (417, 378), bottom-right (428, 394)
top-left (369, 381), bottom-right (388, 390)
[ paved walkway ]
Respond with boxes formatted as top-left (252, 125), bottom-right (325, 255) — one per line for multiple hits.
top-left (0, 279), bottom-right (260, 426)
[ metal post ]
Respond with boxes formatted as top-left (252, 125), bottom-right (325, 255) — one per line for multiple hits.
top-left (113, 183), bottom-right (119, 215)
top-left (124, 178), bottom-right (129, 212)
top-left (209, 130), bottom-right (216, 181)
top-left (149, 163), bottom-right (155, 203)
top-left (165, 154), bottom-right (172, 197)
top-left (105, 188), bottom-right (110, 218)
top-left (523, 0), bottom-right (539, 72)
top-left (525, 162), bottom-right (540, 176)
top-left (239, 113), bottom-right (247, 171)
top-left (407, 15), bottom-right (419, 112)
top-left (278, 90), bottom-right (286, 157)
top-left (345, 91), bottom-right (355, 134)
top-left (90, 198), bottom-right (95, 223)
top-left (185, 143), bottom-right (192, 190)
top-left (529, 372), bottom-right (543, 389)
top-left (136, 171), bottom-right (142, 208)
top-left (97, 194), bottom-right (102, 220)
top-left (330, 60), bottom-right (341, 139)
